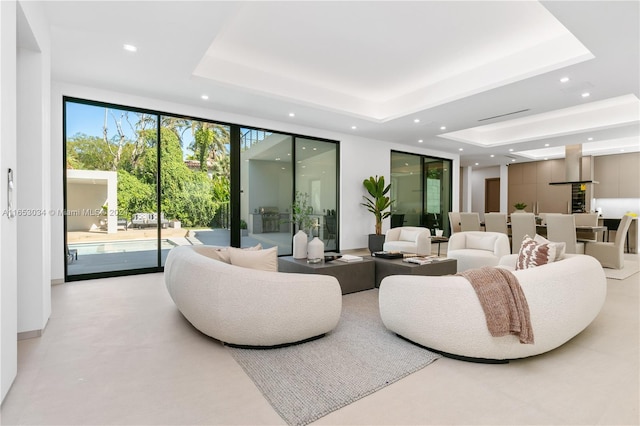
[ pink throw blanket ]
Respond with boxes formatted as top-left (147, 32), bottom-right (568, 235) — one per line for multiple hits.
top-left (458, 267), bottom-right (534, 344)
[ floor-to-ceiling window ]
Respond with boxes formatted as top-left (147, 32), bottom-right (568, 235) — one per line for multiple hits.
top-left (390, 151), bottom-right (452, 236)
top-left (240, 129), bottom-right (293, 255)
top-left (64, 97), bottom-right (339, 281)
top-left (65, 100), bottom-right (160, 278)
top-left (295, 138), bottom-right (339, 251)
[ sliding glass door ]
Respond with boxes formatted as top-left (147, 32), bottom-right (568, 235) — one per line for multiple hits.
top-left (390, 151), bottom-right (452, 236)
top-left (240, 129), bottom-right (293, 254)
top-left (295, 138), bottom-right (339, 251)
top-left (64, 97), bottom-right (339, 281)
top-left (65, 101), bottom-right (160, 277)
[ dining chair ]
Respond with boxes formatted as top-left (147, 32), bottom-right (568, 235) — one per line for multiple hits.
top-left (584, 214), bottom-right (633, 269)
top-left (460, 212), bottom-right (481, 232)
top-left (483, 212), bottom-right (508, 234)
top-left (510, 212), bottom-right (536, 252)
top-left (448, 212), bottom-right (461, 235)
top-left (546, 214), bottom-right (584, 254)
top-left (574, 213), bottom-right (599, 242)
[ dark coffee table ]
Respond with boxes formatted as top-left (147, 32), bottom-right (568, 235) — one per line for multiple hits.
top-left (278, 256), bottom-right (375, 294)
top-left (370, 256), bottom-right (457, 287)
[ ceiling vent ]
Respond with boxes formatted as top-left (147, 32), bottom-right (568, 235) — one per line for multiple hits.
top-left (477, 109), bottom-right (530, 122)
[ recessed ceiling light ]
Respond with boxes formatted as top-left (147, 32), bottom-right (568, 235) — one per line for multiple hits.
top-left (544, 143), bottom-right (549, 147)
top-left (544, 157), bottom-right (549, 160)
top-left (404, 162), bottom-right (409, 166)
top-left (313, 147), bottom-right (317, 151)
top-left (440, 126), bottom-right (446, 130)
top-left (302, 147), bottom-right (306, 150)
top-left (414, 119), bottom-right (420, 123)
top-left (560, 77), bottom-right (570, 83)
top-left (587, 137), bottom-right (593, 141)
top-left (475, 163), bottom-right (479, 166)
top-left (490, 154), bottom-right (495, 158)
top-left (509, 148), bottom-right (514, 152)
top-left (275, 157), bottom-right (281, 161)
top-left (281, 167), bottom-right (285, 170)
top-left (418, 139), bottom-right (423, 143)
top-left (581, 92), bottom-right (590, 98)
top-left (201, 94), bottom-right (209, 100)
top-left (512, 159), bottom-right (516, 162)
top-left (302, 165), bottom-right (306, 169)
top-left (123, 44), bottom-right (137, 52)
top-left (289, 112), bottom-right (295, 117)
top-left (351, 126), bottom-right (357, 130)
top-left (459, 148), bottom-right (463, 151)
top-left (287, 153), bottom-right (291, 156)
top-left (620, 149), bottom-right (626, 152)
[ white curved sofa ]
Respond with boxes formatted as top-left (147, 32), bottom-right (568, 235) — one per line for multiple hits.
top-left (446, 231), bottom-right (511, 272)
top-left (379, 254), bottom-right (606, 361)
top-left (165, 245), bottom-right (342, 347)
top-left (383, 226), bottom-right (431, 255)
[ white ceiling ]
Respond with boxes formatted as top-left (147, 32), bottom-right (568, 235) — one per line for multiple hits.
top-left (37, 1), bottom-right (640, 168)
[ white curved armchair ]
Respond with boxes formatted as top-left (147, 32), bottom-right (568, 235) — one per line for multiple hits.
top-left (383, 226), bottom-right (432, 255)
top-left (447, 231), bottom-right (511, 272)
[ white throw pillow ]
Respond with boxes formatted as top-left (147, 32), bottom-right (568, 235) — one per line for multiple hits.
top-left (466, 233), bottom-right (497, 251)
top-left (399, 229), bottom-right (419, 242)
top-left (228, 246), bottom-right (278, 272)
top-left (192, 245), bottom-right (230, 263)
top-left (534, 234), bottom-right (566, 260)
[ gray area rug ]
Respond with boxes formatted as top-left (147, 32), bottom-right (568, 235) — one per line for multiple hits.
top-left (227, 289), bottom-right (440, 426)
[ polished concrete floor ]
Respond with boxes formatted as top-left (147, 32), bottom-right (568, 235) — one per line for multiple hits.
top-left (1, 254), bottom-right (638, 425)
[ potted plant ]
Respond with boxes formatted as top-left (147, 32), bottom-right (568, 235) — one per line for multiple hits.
top-left (361, 175), bottom-right (393, 253)
top-left (240, 219), bottom-right (248, 237)
top-left (291, 191), bottom-right (314, 233)
top-left (291, 191), bottom-right (315, 258)
top-left (513, 202), bottom-right (527, 213)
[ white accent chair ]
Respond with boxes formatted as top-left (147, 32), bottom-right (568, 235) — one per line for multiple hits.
top-left (164, 246), bottom-right (342, 347)
top-left (383, 226), bottom-right (431, 255)
top-left (379, 254), bottom-right (607, 361)
top-left (460, 212), bottom-right (482, 231)
top-left (585, 214), bottom-right (633, 269)
top-left (546, 214), bottom-right (584, 254)
top-left (446, 231), bottom-right (511, 272)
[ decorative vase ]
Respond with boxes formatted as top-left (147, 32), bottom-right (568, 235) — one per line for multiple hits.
top-left (307, 236), bottom-right (324, 260)
top-left (293, 230), bottom-right (308, 259)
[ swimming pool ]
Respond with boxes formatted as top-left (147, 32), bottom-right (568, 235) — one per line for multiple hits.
top-left (70, 239), bottom-right (177, 255)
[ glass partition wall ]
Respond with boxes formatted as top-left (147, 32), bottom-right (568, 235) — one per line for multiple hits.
top-left (64, 98), bottom-right (339, 281)
top-left (390, 151), bottom-right (453, 236)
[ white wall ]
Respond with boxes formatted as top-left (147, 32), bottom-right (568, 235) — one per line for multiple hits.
top-left (50, 81), bottom-right (460, 280)
top-left (470, 166), bottom-right (501, 220)
top-left (1, 0), bottom-right (18, 403)
top-left (16, 0), bottom-right (52, 337)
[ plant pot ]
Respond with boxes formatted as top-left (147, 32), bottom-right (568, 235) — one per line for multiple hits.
top-left (368, 234), bottom-right (385, 254)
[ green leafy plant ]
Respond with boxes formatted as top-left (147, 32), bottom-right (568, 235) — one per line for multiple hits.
top-left (514, 202), bottom-right (527, 210)
top-left (361, 175), bottom-right (393, 235)
top-left (291, 191), bottom-right (314, 232)
top-left (239, 219), bottom-right (247, 230)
